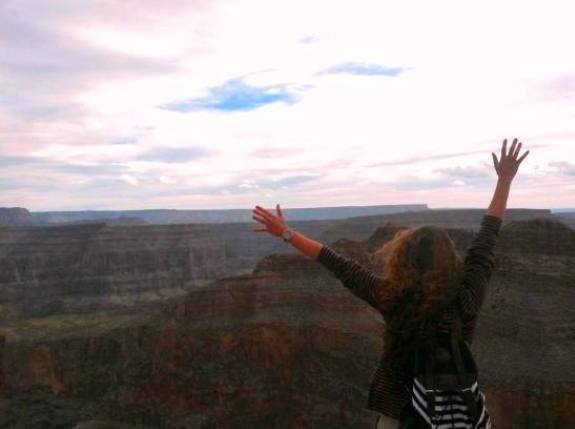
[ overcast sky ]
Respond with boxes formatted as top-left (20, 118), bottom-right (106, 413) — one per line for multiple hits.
top-left (1, 0), bottom-right (574, 211)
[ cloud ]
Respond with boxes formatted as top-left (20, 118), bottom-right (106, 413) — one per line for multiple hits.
top-left (393, 176), bottom-right (458, 192)
top-left (0, 17), bottom-right (173, 79)
top-left (430, 165), bottom-right (494, 190)
top-left (138, 147), bottom-right (213, 163)
top-left (0, 177), bottom-right (61, 192)
top-left (160, 78), bottom-right (298, 112)
top-left (549, 161), bottom-right (575, 176)
top-left (299, 35), bottom-right (319, 44)
top-left (433, 165), bottom-right (491, 179)
top-left (0, 8), bottom-right (177, 121)
top-left (113, 137), bottom-right (139, 145)
top-left (0, 156), bottom-right (39, 167)
top-left (0, 155), bottom-right (126, 175)
top-left (320, 62), bottom-right (405, 77)
top-left (120, 175), bottom-right (139, 186)
top-left (1, 0), bottom-right (574, 210)
top-left (266, 175), bottom-right (320, 189)
top-left (0, 155), bottom-right (132, 201)
top-left (390, 163), bottom-right (500, 192)
top-left (238, 181), bottom-right (259, 189)
top-left (249, 146), bottom-right (303, 158)
top-left (366, 143), bottom-right (550, 169)
top-left (159, 176), bottom-right (176, 184)
top-left (366, 150), bottom-right (488, 167)
top-left (536, 73), bottom-right (575, 101)
top-left (236, 175), bottom-right (319, 190)
top-left (54, 163), bottom-right (127, 175)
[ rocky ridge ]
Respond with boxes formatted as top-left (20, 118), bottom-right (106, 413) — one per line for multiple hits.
top-left (0, 215), bottom-right (573, 428)
top-left (0, 208), bottom-right (34, 227)
top-left (0, 209), bottom-right (551, 321)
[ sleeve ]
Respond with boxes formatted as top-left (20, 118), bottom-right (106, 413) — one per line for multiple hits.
top-left (458, 214), bottom-right (503, 319)
top-left (316, 245), bottom-right (387, 313)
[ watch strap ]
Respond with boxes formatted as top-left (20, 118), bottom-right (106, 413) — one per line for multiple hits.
top-left (281, 228), bottom-right (293, 242)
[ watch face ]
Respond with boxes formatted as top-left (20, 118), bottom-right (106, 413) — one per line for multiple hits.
top-left (282, 229), bottom-right (292, 240)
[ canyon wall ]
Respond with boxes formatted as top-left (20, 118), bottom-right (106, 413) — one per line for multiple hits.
top-left (31, 205), bottom-right (429, 225)
top-left (0, 209), bottom-right (551, 320)
top-left (0, 215), bottom-right (573, 428)
top-left (0, 217), bottom-right (350, 320)
top-left (0, 208), bottom-right (34, 227)
top-left (0, 223), bottom-right (230, 319)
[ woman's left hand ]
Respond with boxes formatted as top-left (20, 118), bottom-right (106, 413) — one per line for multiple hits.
top-left (252, 204), bottom-right (289, 238)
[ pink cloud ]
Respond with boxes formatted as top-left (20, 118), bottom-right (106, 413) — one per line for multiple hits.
top-left (534, 73), bottom-right (575, 101)
top-left (249, 147), bottom-right (303, 158)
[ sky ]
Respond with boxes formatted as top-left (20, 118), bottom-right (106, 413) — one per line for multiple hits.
top-left (0, 0), bottom-right (574, 211)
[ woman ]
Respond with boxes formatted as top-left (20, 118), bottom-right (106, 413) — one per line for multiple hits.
top-left (252, 139), bottom-right (529, 428)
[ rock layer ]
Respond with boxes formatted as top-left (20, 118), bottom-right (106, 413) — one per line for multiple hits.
top-left (0, 214), bottom-right (573, 428)
top-left (1, 209), bottom-right (548, 320)
top-left (0, 207), bottom-right (33, 226)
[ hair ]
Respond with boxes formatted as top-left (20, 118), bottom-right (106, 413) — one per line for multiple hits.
top-left (372, 225), bottom-right (464, 381)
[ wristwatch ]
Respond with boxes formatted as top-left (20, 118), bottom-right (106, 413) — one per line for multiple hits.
top-left (281, 228), bottom-right (294, 242)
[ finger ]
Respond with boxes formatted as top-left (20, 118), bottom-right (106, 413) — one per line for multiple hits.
top-left (252, 214), bottom-right (268, 224)
top-left (513, 141), bottom-right (522, 158)
top-left (255, 205), bottom-right (271, 215)
top-left (276, 203), bottom-right (284, 220)
top-left (509, 138), bottom-right (517, 158)
top-left (501, 139), bottom-right (507, 158)
top-left (517, 150), bottom-right (530, 164)
top-left (255, 205), bottom-right (272, 215)
top-left (492, 153), bottom-right (500, 173)
top-left (253, 212), bottom-right (267, 221)
top-left (254, 206), bottom-right (274, 220)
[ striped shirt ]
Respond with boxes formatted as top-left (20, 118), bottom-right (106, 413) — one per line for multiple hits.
top-left (315, 214), bottom-right (503, 419)
top-left (412, 377), bottom-right (491, 428)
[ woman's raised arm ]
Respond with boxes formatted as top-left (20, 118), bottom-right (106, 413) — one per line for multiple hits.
top-left (487, 138), bottom-right (530, 219)
top-left (252, 204), bottom-right (322, 260)
top-left (252, 204), bottom-right (387, 312)
top-left (458, 138), bottom-right (530, 327)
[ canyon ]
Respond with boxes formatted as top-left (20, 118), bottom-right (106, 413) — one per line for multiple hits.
top-left (0, 209), bottom-right (553, 320)
top-left (0, 209), bottom-right (573, 428)
top-left (26, 205), bottom-right (429, 226)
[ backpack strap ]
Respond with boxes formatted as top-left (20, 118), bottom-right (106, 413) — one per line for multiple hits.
top-left (424, 351), bottom-right (436, 424)
top-left (450, 313), bottom-right (479, 422)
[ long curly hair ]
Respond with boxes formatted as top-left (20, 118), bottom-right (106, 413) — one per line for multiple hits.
top-left (372, 225), bottom-right (464, 382)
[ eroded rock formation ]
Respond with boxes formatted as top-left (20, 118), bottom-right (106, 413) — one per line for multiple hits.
top-left (0, 223), bottom-right (233, 319)
top-left (0, 209), bottom-right (551, 320)
top-left (0, 207), bottom-right (33, 226)
top-left (0, 214), bottom-right (573, 428)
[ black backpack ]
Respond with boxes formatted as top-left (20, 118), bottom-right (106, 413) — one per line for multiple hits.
top-left (407, 314), bottom-right (491, 428)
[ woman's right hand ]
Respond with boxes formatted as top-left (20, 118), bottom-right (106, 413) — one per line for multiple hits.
top-left (491, 138), bottom-right (530, 183)
top-left (252, 204), bottom-right (289, 238)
